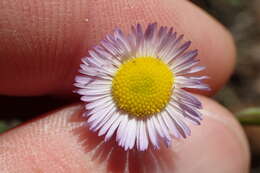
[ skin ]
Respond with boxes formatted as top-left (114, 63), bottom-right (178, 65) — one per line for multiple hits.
top-left (0, 0), bottom-right (250, 172)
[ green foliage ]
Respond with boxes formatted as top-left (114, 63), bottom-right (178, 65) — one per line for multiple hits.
top-left (0, 120), bottom-right (21, 133)
top-left (226, 0), bottom-right (242, 6)
top-left (207, 0), bottom-right (243, 5)
top-left (0, 121), bottom-right (9, 133)
top-left (236, 108), bottom-right (260, 125)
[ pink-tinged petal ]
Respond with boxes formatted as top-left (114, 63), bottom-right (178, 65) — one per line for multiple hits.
top-left (161, 111), bottom-right (181, 139)
top-left (116, 115), bottom-right (128, 143)
top-left (98, 112), bottom-right (120, 136)
top-left (124, 118), bottom-right (137, 150)
top-left (151, 116), bottom-right (164, 138)
top-left (104, 114), bottom-right (122, 142)
top-left (85, 96), bottom-right (112, 110)
top-left (114, 29), bottom-right (131, 53)
top-left (74, 76), bottom-right (92, 85)
top-left (175, 89), bottom-right (202, 109)
top-left (147, 117), bottom-right (159, 149)
top-left (137, 120), bottom-right (149, 151)
top-left (170, 49), bottom-right (198, 69)
top-left (156, 114), bottom-right (172, 145)
top-left (80, 94), bottom-right (110, 102)
top-left (87, 105), bottom-right (114, 126)
top-left (173, 59), bottom-right (200, 74)
top-left (74, 23), bottom-right (209, 151)
top-left (91, 106), bottom-right (116, 132)
top-left (119, 118), bottom-right (130, 148)
top-left (169, 100), bottom-right (202, 125)
top-left (86, 100), bottom-right (114, 116)
top-left (165, 41), bottom-right (192, 64)
top-left (176, 66), bottom-right (205, 75)
top-left (144, 23), bottom-right (157, 41)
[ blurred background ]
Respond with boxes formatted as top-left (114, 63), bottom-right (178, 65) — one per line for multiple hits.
top-left (195, 1), bottom-right (260, 172)
top-left (0, 0), bottom-right (259, 172)
top-left (195, 0), bottom-right (260, 113)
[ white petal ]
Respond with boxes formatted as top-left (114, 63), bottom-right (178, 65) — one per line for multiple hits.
top-left (83, 84), bottom-right (111, 90)
top-left (98, 111), bottom-right (120, 136)
top-left (94, 45), bottom-right (122, 66)
top-left (87, 100), bottom-right (115, 116)
top-left (119, 118), bottom-right (130, 148)
top-left (87, 106), bottom-right (110, 121)
top-left (156, 114), bottom-right (172, 144)
top-left (137, 120), bottom-right (149, 151)
top-left (116, 115), bottom-right (129, 142)
top-left (92, 106), bottom-right (117, 132)
top-left (101, 40), bottom-right (122, 58)
top-left (166, 105), bottom-right (191, 137)
top-left (173, 60), bottom-right (199, 74)
top-left (124, 118), bottom-right (137, 150)
top-left (161, 111), bottom-right (181, 139)
top-left (169, 100), bottom-right (201, 125)
top-left (114, 29), bottom-right (131, 53)
top-left (77, 88), bottom-right (110, 96)
top-left (165, 41), bottom-right (191, 64)
top-left (75, 76), bottom-right (92, 85)
top-left (160, 34), bottom-right (183, 62)
top-left (88, 104), bottom-right (115, 131)
top-left (136, 120), bottom-right (141, 150)
top-left (174, 118), bottom-right (191, 137)
top-left (172, 48), bottom-right (196, 64)
top-left (104, 114), bottom-right (123, 141)
top-left (151, 116), bottom-right (164, 138)
top-left (184, 84), bottom-right (210, 90)
top-left (147, 117), bottom-right (159, 149)
top-left (88, 50), bottom-right (105, 65)
top-left (80, 94), bottom-right (110, 102)
top-left (87, 103), bottom-right (113, 123)
top-left (174, 89), bottom-right (202, 109)
top-left (79, 69), bottom-right (112, 80)
top-left (86, 97), bottom-right (113, 110)
top-left (176, 66), bottom-right (205, 75)
top-left (89, 80), bottom-right (112, 86)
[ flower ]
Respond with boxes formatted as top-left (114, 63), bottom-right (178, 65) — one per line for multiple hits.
top-left (74, 23), bottom-right (210, 151)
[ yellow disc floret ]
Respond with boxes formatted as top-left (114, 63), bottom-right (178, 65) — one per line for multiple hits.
top-left (112, 57), bottom-right (174, 117)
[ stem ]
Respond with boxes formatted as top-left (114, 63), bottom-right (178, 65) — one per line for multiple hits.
top-left (236, 108), bottom-right (260, 126)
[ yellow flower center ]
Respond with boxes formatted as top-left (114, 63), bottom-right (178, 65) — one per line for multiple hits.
top-left (112, 57), bottom-right (174, 117)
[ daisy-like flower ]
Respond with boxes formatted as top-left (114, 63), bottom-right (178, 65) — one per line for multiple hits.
top-left (74, 23), bottom-right (209, 151)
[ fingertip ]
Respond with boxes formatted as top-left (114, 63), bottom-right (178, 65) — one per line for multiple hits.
top-left (166, 95), bottom-right (249, 173)
top-left (0, 96), bottom-right (250, 173)
top-left (0, 104), bottom-right (93, 173)
top-left (0, 0), bottom-right (236, 96)
top-left (85, 0), bottom-right (236, 95)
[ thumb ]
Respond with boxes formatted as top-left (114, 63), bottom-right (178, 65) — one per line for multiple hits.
top-left (0, 96), bottom-right (249, 173)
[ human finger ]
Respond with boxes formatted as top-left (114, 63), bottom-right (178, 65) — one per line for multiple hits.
top-left (0, 0), bottom-right (235, 96)
top-left (0, 96), bottom-right (249, 173)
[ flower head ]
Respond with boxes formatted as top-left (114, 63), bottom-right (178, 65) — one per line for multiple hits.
top-left (74, 23), bottom-right (210, 151)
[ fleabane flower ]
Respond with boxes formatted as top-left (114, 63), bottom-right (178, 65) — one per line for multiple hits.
top-left (74, 23), bottom-right (210, 151)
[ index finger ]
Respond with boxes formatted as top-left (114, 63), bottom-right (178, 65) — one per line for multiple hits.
top-left (0, 0), bottom-right (235, 96)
